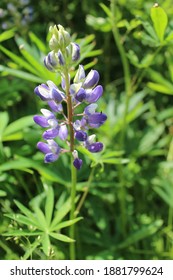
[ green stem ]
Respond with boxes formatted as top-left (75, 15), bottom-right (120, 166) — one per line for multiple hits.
top-left (69, 157), bottom-right (77, 260)
top-left (64, 69), bottom-right (77, 259)
top-left (110, 0), bottom-right (132, 146)
top-left (110, 0), bottom-right (132, 237)
top-left (75, 167), bottom-right (95, 216)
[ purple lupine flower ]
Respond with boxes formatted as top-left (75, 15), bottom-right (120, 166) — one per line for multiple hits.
top-left (73, 158), bottom-right (83, 169)
top-left (82, 104), bottom-right (107, 128)
top-left (72, 150), bottom-right (83, 169)
top-left (75, 130), bottom-right (87, 141)
top-left (85, 85), bottom-right (103, 103)
top-left (87, 142), bottom-right (103, 153)
top-left (34, 25), bottom-right (107, 169)
top-left (58, 124), bottom-right (68, 140)
top-left (74, 65), bottom-right (85, 83)
top-left (75, 88), bottom-right (86, 102)
top-left (83, 70), bottom-right (100, 89)
top-left (33, 115), bottom-right (49, 127)
top-left (37, 140), bottom-right (61, 163)
top-left (34, 81), bottom-right (65, 102)
top-left (48, 100), bottom-right (63, 113)
top-left (87, 112), bottom-right (107, 128)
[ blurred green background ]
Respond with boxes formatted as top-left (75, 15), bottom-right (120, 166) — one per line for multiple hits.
top-left (1, 0), bottom-right (173, 260)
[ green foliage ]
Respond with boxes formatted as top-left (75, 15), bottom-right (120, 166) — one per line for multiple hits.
top-left (1, 0), bottom-right (173, 260)
top-left (3, 187), bottom-right (82, 258)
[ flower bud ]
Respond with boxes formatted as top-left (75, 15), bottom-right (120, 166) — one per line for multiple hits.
top-left (73, 158), bottom-right (83, 170)
top-left (71, 43), bottom-right (80, 61)
top-left (49, 34), bottom-right (60, 51)
top-left (57, 24), bottom-right (71, 48)
top-left (57, 50), bottom-right (65, 65)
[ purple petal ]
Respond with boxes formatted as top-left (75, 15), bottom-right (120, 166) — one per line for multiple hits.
top-left (85, 85), bottom-right (103, 103)
top-left (33, 115), bottom-right (49, 127)
top-left (37, 85), bottom-right (51, 100)
top-left (37, 142), bottom-right (51, 154)
top-left (48, 51), bottom-right (57, 67)
top-left (44, 56), bottom-right (54, 71)
top-left (51, 88), bottom-right (64, 103)
top-left (71, 43), bottom-right (80, 61)
top-left (34, 86), bottom-right (48, 101)
top-left (48, 101), bottom-right (63, 113)
top-left (75, 130), bottom-right (87, 141)
top-left (44, 153), bottom-right (59, 163)
top-left (88, 112), bottom-right (107, 128)
top-left (87, 142), bottom-right (103, 153)
top-left (47, 139), bottom-right (61, 154)
top-left (74, 65), bottom-right (85, 83)
top-left (57, 50), bottom-right (65, 65)
top-left (73, 120), bottom-right (81, 131)
top-left (40, 109), bottom-right (55, 119)
top-left (61, 74), bottom-right (70, 91)
top-left (58, 125), bottom-right (68, 140)
top-left (80, 117), bottom-right (88, 129)
top-left (73, 158), bottom-right (83, 170)
top-left (84, 103), bottom-right (98, 115)
top-left (75, 88), bottom-right (86, 102)
top-left (83, 70), bottom-right (100, 89)
top-left (43, 128), bottom-right (59, 140)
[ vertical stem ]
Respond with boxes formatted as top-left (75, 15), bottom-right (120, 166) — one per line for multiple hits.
top-left (69, 157), bottom-right (77, 259)
top-left (110, 0), bottom-right (132, 237)
top-left (64, 69), bottom-right (77, 259)
top-left (110, 0), bottom-right (132, 145)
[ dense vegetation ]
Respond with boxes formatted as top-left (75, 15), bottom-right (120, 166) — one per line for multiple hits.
top-left (1, 0), bottom-right (173, 260)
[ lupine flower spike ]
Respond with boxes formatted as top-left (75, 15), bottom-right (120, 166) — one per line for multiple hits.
top-left (34, 24), bottom-right (107, 169)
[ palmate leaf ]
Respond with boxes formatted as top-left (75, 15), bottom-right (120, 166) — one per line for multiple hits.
top-left (14, 200), bottom-right (39, 227)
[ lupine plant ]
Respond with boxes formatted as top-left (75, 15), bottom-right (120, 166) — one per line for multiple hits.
top-left (33, 24), bottom-right (107, 259)
top-left (2, 0), bottom-right (173, 261)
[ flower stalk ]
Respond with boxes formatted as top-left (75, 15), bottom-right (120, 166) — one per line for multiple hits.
top-left (33, 24), bottom-right (107, 259)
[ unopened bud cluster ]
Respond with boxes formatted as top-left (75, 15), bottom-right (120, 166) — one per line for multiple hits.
top-left (34, 25), bottom-right (107, 169)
